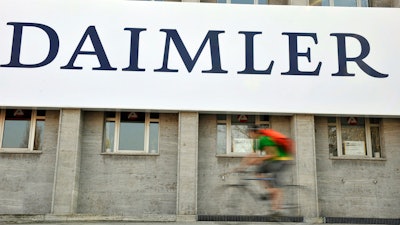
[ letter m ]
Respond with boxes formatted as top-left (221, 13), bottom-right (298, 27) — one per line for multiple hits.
top-left (155, 29), bottom-right (227, 73)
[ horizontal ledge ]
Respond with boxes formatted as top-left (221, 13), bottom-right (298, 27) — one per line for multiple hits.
top-left (0, 150), bottom-right (42, 154)
top-left (216, 154), bottom-right (246, 158)
top-left (100, 152), bottom-right (159, 156)
top-left (329, 156), bottom-right (386, 161)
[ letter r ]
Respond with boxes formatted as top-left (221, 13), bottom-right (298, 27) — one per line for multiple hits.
top-left (331, 33), bottom-right (388, 78)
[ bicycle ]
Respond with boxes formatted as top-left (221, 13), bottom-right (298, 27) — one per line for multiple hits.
top-left (217, 164), bottom-right (308, 222)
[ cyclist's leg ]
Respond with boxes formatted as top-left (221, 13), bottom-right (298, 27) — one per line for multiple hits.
top-left (258, 160), bottom-right (285, 212)
top-left (256, 160), bottom-right (274, 188)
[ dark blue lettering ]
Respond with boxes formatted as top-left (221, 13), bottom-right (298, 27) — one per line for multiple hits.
top-left (155, 29), bottom-right (227, 73)
top-left (238, 31), bottom-right (274, 75)
top-left (1, 22), bottom-right (59, 68)
top-left (281, 32), bottom-right (321, 76)
top-left (330, 33), bottom-right (388, 78)
top-left (61, 26), bottom-right (116, 71)
top-left (122, 28), bottom-right (146, 72)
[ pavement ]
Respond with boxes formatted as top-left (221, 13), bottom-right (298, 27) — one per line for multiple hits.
top-left (1, 222), bottom-right (396, 225)
top-left (1, 215), bottom-right (398, 225)
top-left (0, 218), bottom-right (314, 225)
top-left (1, 221), bottom-right (396, 225)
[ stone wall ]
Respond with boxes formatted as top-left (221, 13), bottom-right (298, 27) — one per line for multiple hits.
top-left (0, 110), bottom-right (59, 214)
top-left (77, 112), bottom-right (179, 216)
top-left (315, 117), bottom-right (400, 218)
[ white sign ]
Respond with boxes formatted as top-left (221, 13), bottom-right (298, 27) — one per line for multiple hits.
top-left (233, 138), bottom-right (253, 153)
top-left (0, 0), bottom-right (399, 116)
top-left (344, 141), bottom-right (365, 156)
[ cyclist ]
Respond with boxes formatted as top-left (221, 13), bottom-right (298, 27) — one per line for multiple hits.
top-left (237, 125), bottom-right (293, 214)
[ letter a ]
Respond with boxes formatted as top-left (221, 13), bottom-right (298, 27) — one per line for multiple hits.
top-left (61, 26), bottom-right (116, 71)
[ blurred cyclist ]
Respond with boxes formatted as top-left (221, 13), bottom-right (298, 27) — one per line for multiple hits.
top-left (237, 125), bottom-right (293, 214)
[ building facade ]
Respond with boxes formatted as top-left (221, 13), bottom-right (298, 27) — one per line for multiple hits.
top-left (0, 0), bottom-right (399, 223)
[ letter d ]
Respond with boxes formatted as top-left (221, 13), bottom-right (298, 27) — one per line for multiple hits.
top-left (1, 22), bottom-right (59, 68)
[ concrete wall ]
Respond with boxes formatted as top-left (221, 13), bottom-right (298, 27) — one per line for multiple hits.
top-left (176, 112), bottom-right (199, 220)
top-left (0, 110), bottom-right (59, 214)
top-left (52, 109), bottom-right (83, 214)
top-left (77, 112), bottom-right (179, 216)
top-left (315, 117), bottom-right (400, 218)
top-left (198, 115), bottom-right (400, 218)
top-left (1, 111), bottom-right (399, 219)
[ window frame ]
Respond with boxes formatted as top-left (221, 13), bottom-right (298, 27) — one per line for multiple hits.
top-left (217, 114), bottom-right (270, 156)
top-left (328, 117), bottom-right (382, 159)
top-left (225, 0), bottom-right (266, 4)
top-left (326, 0), bottom-right (366, 7)
top-left (200, 0), bottom-right (270, 4)
top-left (0, 109), bottom-right (45, 152)
top-left (103, 112), bottom-right (160, 155)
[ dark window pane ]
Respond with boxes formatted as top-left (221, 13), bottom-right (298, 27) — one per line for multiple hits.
top-left (6, 109), bottom-right (32, 120)
top-left (371, 127), bottom-right (381, 157)
top-left (37, 110), bottom-right (46, 117)
top-left (2, 120), bottom-right (30, 148)
top-left (217, 124), bottom-right (227, 154)
top-left (260, 115), bottom-right (270, 122)
top-left (150, 113), bottom-right (159, 119)
top-left (217, 114), bottom-right (226, 120)
top-left (361, 0), bottom-right (368, 7)
top-left (104, 121), bottom-right (115, 152)
top-left (231, 0), bottom-right (254, 4)
top-left (121, 112), bottom-right (145, 122)
top-left (119, 122), bottom-right (145, 150)
top-left (34, 120), bottom-right (45, 150)
top-left (370, 118), bottom-right (380, 124)
top-left (105, 111), bottom-right (116, 118)
top-left (328, 126), bottom-right (338, 156)
top-left (231, 115), bottom-right (255, 123)
top-left (2, 109), bottom-right (32, 148)
top-left (149, 122), bottom-right (159, 153)
top-left (334, 0), bottom-right (357, 6)
top-left (327, 117), bottom-right (336, 123)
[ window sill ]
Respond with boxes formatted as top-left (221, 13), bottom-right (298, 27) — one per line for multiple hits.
top-left (216, 154), bottom-right (248, 158)
top-left (330, 156), bottom-right (386, 161)
top-left (0, 149), bottom-right (42, 154)
top-left (101, 152), bottom-right (159, 156)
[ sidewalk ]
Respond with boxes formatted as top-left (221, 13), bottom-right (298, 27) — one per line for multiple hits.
top-left (0, 222), bottom-right (307, 225)
top-left (1, 221), bottom-right (397, 225)
top-left (0, 215), bottom-right (305, 225)
top-left (0, 221), bottom-right (370, 225)
top-left (1, 215), bottom-right (398, 225)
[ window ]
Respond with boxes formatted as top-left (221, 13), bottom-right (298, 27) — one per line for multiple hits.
top-left (201, 0), bottom-right (272, 4)
top-left (103, 112), bottom-right (159, 154)
top-left (217, 114), bottom-right (269, 155)
top-left (310, 0), bottom-right (368, 7)
top-left (369, 0), bottom-right (400, 7)
top-left (0, 109), bottom-right (45, 151)
top-left (328, 117), bottom-right (381, 158)
top-left (138, 0), bottom-right (181, 2)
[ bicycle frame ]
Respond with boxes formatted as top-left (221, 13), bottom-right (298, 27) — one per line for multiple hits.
top-left (220, 169), bottom-right (305, 216)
